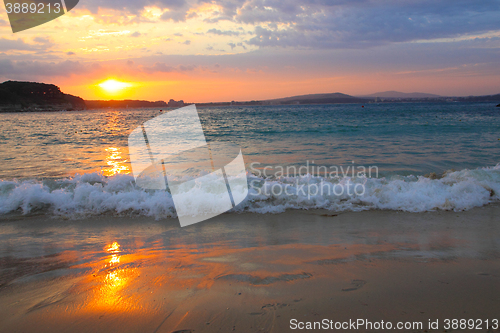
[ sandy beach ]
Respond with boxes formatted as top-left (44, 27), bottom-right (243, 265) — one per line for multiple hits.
top-left (2, 0), bottom-right (500, 331)
top-left (0, 206), bottom-right (499, 333)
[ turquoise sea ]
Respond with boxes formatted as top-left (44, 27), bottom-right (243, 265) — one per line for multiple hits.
top-left (0, 102), bottom-right (499, 217)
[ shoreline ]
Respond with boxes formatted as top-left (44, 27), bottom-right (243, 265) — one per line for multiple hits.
top-left (0, 206), bottom-right (499, 332)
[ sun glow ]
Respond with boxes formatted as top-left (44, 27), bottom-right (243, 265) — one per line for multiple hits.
top-left (98, 79), bottom-right (132, 94)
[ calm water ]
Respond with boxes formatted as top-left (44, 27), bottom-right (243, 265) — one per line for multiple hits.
top-left (1, 102), bottom-right (499, 179)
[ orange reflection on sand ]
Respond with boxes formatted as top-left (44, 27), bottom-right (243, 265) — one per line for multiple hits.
top-left (102, 147), bottom-right (131, 176)
top-left (66, 241), bottom-right (412, 319)
top-left (91, 267), bottom-right (138, 310)
top-left (83, 242), bottom-right (141, 312)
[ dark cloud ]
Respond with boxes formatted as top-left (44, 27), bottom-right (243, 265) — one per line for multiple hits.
top-left (179, 64), bottom-right (196, 71)
top-left (32, 37), bottom-right (53, 45)
top-left (142, 62), bottom-right (175, 73)
top-left (78, 0), bottom-right (191, 23)
top-left (0, 60), bottom-right (98, 78)
top-left (208, 0), bottom-right (500, 48)
top-left (82, 0), bottom-right (187, 14)
top-left (130, 31), bottom-right (142, 37)
top-left (1, 36), bottom-right (498, 90)
top-left (0, 38), bottom-right (51, 52)
top-left (65, 0), bottom-right (500, 49)
top-left (141, 62), bottom-right (196, 73)
top-left (160, 8), bottom-right (189, 22)
top-left (131, 37), bottom-right (500, 77)
top-left (207, 28), bottom-right (240, 36)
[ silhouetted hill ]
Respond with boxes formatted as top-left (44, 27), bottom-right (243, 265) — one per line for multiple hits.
top-left (0, 81), bottom-right (86, 111)
top-left (265, 92), bottom-right (370, 104)
top-left (358, 92), bottom-right (500, 103)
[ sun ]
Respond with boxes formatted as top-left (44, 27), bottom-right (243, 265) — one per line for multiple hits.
top-left (98, 79), bottom-right (132, 94)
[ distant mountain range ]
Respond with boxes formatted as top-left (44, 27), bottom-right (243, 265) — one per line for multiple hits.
top-left (358, 91), bottom-right (442, 98)
top-left (257, 91), bottom-right (499, 105)
top-left (0, 81), bottom-right (499, 111)
top-left (263, 92), bottom-right (369, 105)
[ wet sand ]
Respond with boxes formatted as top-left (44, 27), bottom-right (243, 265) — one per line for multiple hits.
top-left (0, 206), bottom-right (499, 332)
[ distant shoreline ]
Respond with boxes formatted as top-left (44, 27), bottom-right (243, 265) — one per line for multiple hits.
top-left (1, 81), bottom-right (499, 112)
top-left (2, 99), bottom-right (500, 113)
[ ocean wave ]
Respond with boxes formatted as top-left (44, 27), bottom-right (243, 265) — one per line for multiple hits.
top-left (0, 164), bottom-right (499, 219)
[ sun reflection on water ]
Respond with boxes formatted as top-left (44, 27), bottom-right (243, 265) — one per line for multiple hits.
top-left (102, 147), bottom-right (131, 176)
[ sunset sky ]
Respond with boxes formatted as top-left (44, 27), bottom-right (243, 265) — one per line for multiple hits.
top-left (1, 0), bottom-right (500, 102)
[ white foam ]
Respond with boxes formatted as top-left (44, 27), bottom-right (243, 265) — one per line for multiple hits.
top-left (0, 173), bottom-right (177, 219)
top-left (0, 164), bottom-right (499, 219)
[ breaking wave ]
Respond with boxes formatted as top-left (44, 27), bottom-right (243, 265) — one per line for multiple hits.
top-left (0, 164), bottom-right (499, 219)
